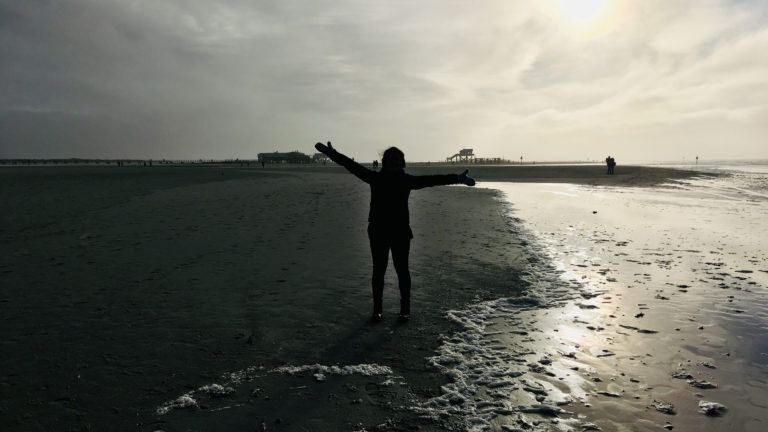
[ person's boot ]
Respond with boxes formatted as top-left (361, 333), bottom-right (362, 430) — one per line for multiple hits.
top-left (399, 299), bottom-right (410, 321)
top-left (371, 299), bottom-right (383, 323)
top-left (371, 285), bottom-right (383, 322)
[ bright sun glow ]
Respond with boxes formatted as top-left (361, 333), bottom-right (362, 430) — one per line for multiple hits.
top-left (558, 0), bottom-right (608, 23)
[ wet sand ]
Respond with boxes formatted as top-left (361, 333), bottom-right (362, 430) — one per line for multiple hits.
top-left (0, 164), bottom-right (708, 431)
top-left (441, 180), bottom-right (768, 432)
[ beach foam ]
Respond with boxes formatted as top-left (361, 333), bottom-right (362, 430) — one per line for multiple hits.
top-left (156, 363), bottom-right (394, 416)
top-left (410, 213), bottom-right (593, 431)
top-left (271, 363), bottom-right (394, 377)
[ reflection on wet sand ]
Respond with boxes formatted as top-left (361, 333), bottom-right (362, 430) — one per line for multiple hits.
top-left (418, 177), bottom-right (767, 431)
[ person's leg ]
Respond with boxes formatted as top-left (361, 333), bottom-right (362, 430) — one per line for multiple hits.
top-left (391, 237), bottom-right (412, 316)
top-left (368, 228), bottom-right (389, 317)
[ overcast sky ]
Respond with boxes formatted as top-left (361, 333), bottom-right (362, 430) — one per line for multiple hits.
top-left (1, 0), bottom-right (767, 162)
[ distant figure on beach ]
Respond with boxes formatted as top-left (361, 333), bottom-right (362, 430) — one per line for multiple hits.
top-left (373, 160), bottom-right (378, 168)
top-left (314, 141), bottom-right (475, 322)
top-left (606, 156), bottom-right (616, 175)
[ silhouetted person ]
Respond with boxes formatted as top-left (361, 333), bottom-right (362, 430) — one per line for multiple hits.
top-left (605, 156), bottom-right (616, 174)
top-left (314, 141), bottom-right (475, 322)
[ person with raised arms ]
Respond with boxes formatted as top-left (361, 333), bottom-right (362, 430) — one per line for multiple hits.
top-left (314, 141), bottom-right (475, 322)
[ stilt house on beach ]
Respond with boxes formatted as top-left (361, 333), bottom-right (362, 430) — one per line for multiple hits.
top-left (445, 149), bottom-right (506, 164)
top-left (447, 149), bottom-right (475, 163)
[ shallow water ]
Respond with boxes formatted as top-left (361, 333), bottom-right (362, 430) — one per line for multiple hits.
top-left (415, 167), bottom-right (768, 431)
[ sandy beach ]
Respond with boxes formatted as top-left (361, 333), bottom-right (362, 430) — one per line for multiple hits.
top-left (5, 1), bottom-right (767, 430)
top-left (2, 164), bottom-right (765, 431)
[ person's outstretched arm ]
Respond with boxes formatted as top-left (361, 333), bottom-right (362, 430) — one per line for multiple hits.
top-left (410, 169), bottom-right (475, 190)
top-left (315, 141), bottom-right (375, 184)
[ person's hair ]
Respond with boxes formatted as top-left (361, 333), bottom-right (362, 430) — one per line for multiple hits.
top-left (381, 147), bottom-right (405, 171)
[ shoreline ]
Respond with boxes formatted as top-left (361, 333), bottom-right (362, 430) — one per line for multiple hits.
top-left (0, 161), bottom-right (711, 177)
top-left (255, 163), bottom-right (711, 187)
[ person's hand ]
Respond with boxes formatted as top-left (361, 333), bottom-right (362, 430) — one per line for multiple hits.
top-left (315, 141), bottom-right (335, 155)
top-left (458, 169), bottom-right (475, 186)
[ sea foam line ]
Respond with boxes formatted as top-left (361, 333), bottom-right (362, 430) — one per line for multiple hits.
top-left (156, 363), bottom-right (393, 416)
top-left (407, 187), bottom-right (595, 431)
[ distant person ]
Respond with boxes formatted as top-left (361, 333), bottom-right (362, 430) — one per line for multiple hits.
top-left (314, 141), bottom-right (475, 322)
top-left (373, 160), bottom-right (378, 168)
top-left (605, 156), bottom-right (616, 174)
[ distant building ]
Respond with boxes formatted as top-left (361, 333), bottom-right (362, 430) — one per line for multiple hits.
top-left (313, 152), bottom-right (329, 163)
top-left (258, 151), bottom-right (312, 164)
top-left (447, 149), bottom-right (476, 163)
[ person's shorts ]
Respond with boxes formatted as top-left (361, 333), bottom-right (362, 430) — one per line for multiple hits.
top-left (367, 224), bottom-right (413, 241)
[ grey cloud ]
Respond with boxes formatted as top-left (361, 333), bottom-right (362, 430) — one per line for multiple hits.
top-left (1, 0), bottom-right (767, 161)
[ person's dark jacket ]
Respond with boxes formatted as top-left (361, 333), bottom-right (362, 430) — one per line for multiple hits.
top-left (324, 149), bottom-right (461, 237)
